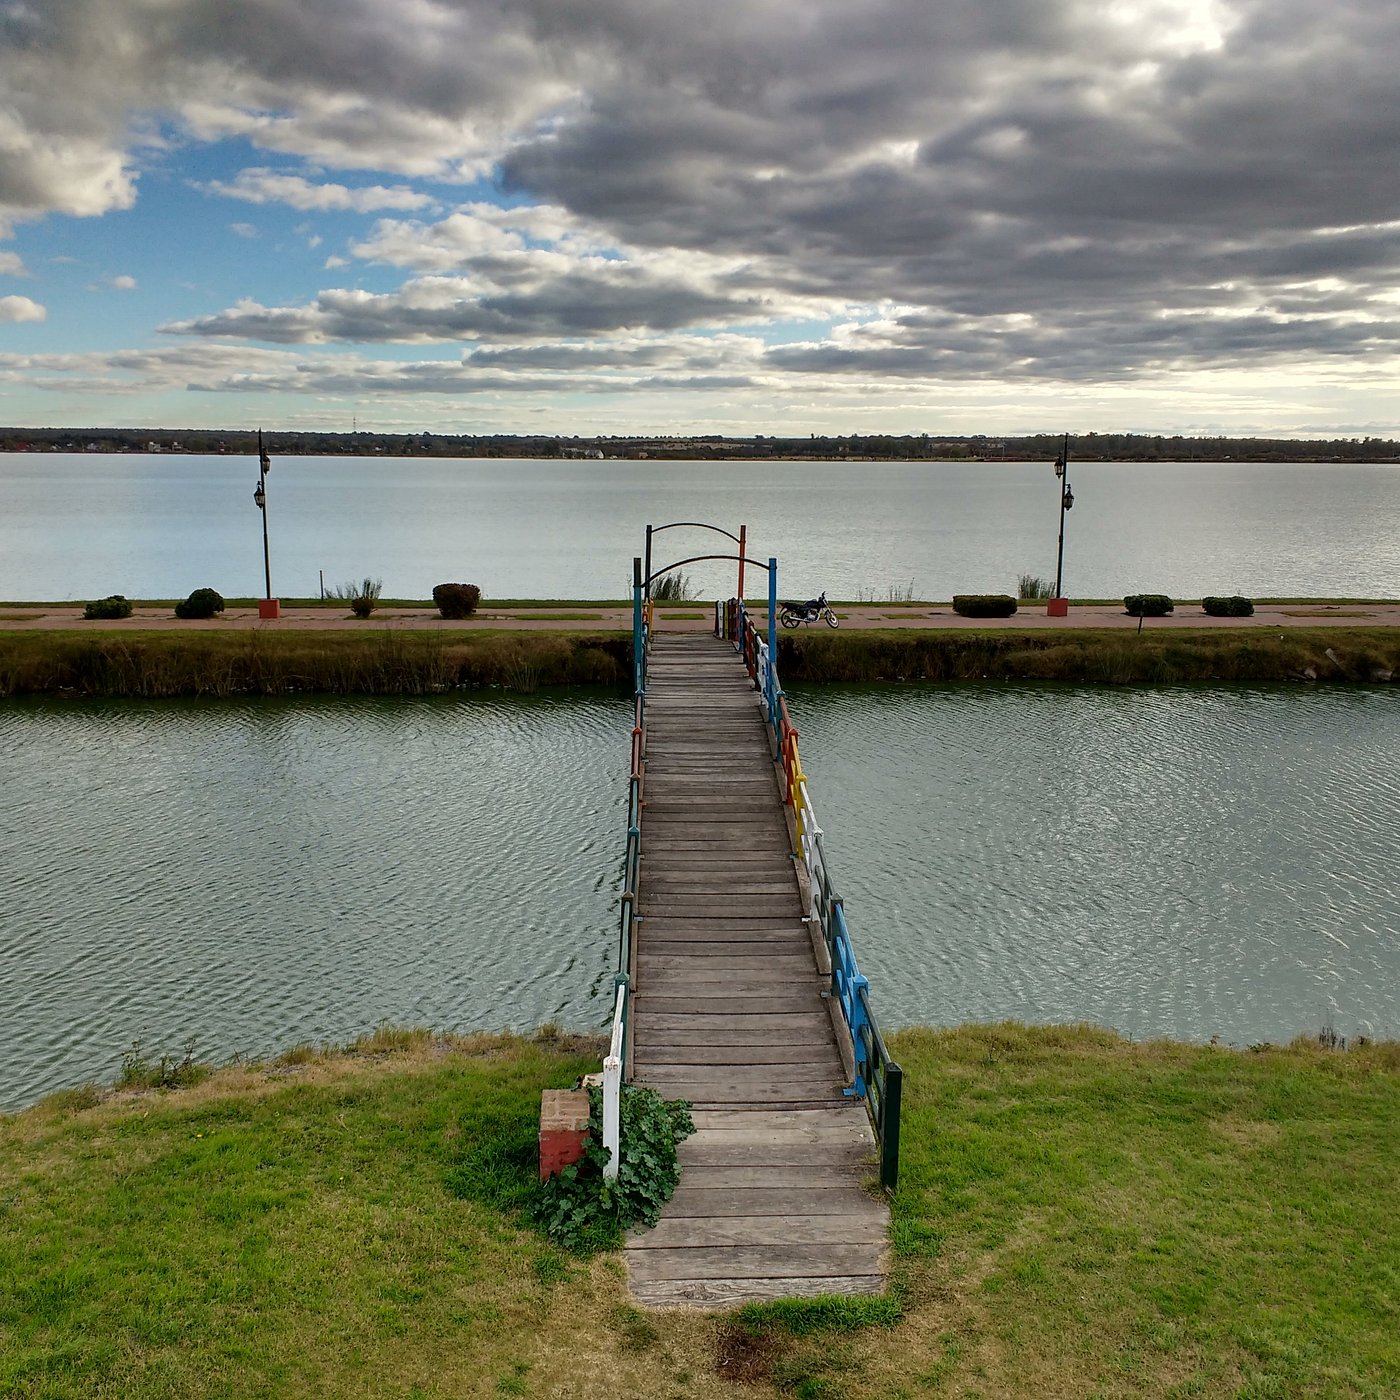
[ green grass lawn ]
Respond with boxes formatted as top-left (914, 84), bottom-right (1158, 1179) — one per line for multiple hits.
top-left (1, 1026), bottom-right (1396, 1398)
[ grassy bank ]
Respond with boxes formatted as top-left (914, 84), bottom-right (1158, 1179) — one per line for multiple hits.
top-left (0, 629), bottom-right (631, 697)
top-left (2, 1026), bottom-right (1395, 1398)
top-left (2, 624), bottom-right (1399, 697)
top-left (778, 625), bottom-right (1400, 685)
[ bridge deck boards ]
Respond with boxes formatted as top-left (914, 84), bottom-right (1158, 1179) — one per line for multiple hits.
top-left (624, 631), bottom-right (888, 1308)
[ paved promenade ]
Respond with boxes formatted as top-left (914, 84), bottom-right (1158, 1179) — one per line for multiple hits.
top-left (3, 601), bottom-right (1398, 632)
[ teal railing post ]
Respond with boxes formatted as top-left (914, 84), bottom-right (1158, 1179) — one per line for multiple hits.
top-left (632, 556), bottom-right (644, 695)
top-left (767, 556), bottom-right (778, 714)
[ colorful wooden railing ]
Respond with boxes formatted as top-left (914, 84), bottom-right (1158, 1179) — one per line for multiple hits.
top-left (733, 599), bottom-right (903, 1189)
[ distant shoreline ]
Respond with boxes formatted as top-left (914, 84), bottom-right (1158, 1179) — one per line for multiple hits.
top-left (3, 427), bottom-right (1399, 466)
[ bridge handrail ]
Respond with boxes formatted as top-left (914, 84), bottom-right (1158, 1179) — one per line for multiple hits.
top-left (733, 598), bottom-right (902, 1190)
top-left (607, 596), bottom-right (652, 1176)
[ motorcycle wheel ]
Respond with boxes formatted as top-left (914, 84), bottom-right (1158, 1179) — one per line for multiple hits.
top-left (823, 608), bottom-right (839, 628)
top-left (781, 612), bottom-right (801, 629)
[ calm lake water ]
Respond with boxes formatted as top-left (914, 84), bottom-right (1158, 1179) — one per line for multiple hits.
top-left (2, 454), bottom-right (1399, 602)
top-left (2, 684), bottom-right (1397, 1111)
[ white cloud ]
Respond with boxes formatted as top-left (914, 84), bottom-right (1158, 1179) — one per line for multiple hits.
top-left (0, 295), bottom-right (47, 323)
top-left (202, 168), bottom-right (435, 213)
top-left (230, 223), bottom-right (259, 239)
top-left (0, 252), bottom-right (29, 276)
top-left (110, 274), bottom-right (137, 289)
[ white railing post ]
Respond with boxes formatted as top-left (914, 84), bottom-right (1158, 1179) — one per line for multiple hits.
top-left (602, 979), bottom-right (627, 1180)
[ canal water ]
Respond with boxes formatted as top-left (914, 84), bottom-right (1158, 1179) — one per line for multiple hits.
top-left (2, 453), bottom-right (1400, 603)
top-left (2, 684), bottom-right (1397, 1110)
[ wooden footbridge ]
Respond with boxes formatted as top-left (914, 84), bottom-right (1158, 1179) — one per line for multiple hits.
top-left (602, 530), bottom-right (902, 1308)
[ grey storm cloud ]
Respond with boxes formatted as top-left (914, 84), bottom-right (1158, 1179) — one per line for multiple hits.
top-left (5, 0), bottom-right (1400, 394)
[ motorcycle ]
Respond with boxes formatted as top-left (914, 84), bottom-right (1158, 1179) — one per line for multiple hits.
top-left (779, 591), bottom-right (839, 628)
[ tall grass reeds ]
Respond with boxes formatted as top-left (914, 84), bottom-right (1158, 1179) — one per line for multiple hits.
top-left (0, 629), bottom-right (631, 698)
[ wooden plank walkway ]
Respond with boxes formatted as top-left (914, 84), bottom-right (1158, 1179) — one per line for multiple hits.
top-left (624, 631), bottom-right (889, 1307)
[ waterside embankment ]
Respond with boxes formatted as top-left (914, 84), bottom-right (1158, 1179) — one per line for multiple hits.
top-left (1, 619), bottom-right (1397, 696)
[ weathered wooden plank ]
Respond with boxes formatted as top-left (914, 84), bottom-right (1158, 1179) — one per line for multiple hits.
top-left (677, 1139), bottom-right (875, 1169)
top-left (641, 939), bottom-right (812, 957)
top-left (639, 918), bottom-right (808, 935)
top-left (638, 1064), bottom-right (844, 1089)
top-left (632, 1032), bottom-right (828, 1055)
top-left (641, 950), bottom-right (813, 973)
top-left (638, 899), bottom-right (804, 919)
top-left (630, 1213), bottom-right (887, 1249)
top-left (626, 1243), bottom-right (887, 1283)
top-left (668, 1164), bottom-right (869, 1190)
top-left (638, 998), bottom-right (823, 1019)
top-left (660, 1187), bottom-right (879, 1220)
top-left (636, 1011), bottom-right (829, 1032)
top-left (639, 1081), bottom-right (847, 1106)
top-left (629, 1275), bottom-right (886, 1306)
top-left (633, 1044), bottom-right (844, 1068)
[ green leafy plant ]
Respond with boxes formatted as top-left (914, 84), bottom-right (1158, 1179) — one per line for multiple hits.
top-left (433, 582), bottom-right (482, 618)
top-left (1202, 595), bottom-right (1255, 617)
top-left (173, 587), bottom-right (225, 620)
top-left (952, 594), bottom-right (1018, 618)
top-left (83, 595), bottom-right (132, 620)
top-left (533, 1084), bottom-right (694, 1253)
top-left (1017, 573), bottom-right (1054, 600)
top-left (1124, 593), bottom-right (1174, 617)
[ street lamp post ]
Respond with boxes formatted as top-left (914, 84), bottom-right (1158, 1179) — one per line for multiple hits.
top-left (1048, 433), bottom-right (1074, 617)
top-left (253, 430), bottom-right (280, 619)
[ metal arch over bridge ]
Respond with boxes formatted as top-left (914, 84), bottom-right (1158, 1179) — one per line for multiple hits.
top-left (603, 522), bottom-right (902, 1306)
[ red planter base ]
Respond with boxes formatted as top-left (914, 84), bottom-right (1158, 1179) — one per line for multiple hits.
top-left (1046, 597), bottom-right (1069, 617)
top-left (539, 1088), bottom-right (590, 1180)
top-left (258, 598), bottom-right (281, 619)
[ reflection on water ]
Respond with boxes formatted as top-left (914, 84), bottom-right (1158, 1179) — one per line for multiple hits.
top-left (2, 684), bottom-right (1398, 1110)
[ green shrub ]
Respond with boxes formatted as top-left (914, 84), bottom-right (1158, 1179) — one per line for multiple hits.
top-left (1124, 593), bottom-right (1174, 617)
top-left (1202, 595), bottom-right (1254, 617)
top-left (83, 595), bottom-right (132, 620)
top-left (533, 1085), bottom-right (695, 1253)
top-left (173, 587), bottom-right (225, 620)
top-left (1017, 574), bottom-right (1054, 601)
top-left (433, 582), bottom-right (481, 619)
top-left (952, 594), bottom-right (1018, 618)
top-left (330, 577), bottom-right (382, 619)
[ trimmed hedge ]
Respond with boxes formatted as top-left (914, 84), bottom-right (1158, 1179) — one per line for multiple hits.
top-left (83, 595), bottom-right (133, 620)
top-left (1202, 595), bottom-right (1255, 617)
top-left (1124, 594), bottom-right (1174, 617)
top-left (433, 583), bottom-right (482, 619)
top-left (174, 587), bottom-right (226, 620)
top-left (952, 594), bottom-right (1018, 618)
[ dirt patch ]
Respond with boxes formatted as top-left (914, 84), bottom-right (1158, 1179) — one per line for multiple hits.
top-left (714, 1322), bottom-right (785, 1386)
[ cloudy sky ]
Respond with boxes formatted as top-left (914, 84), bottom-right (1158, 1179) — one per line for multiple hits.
top-left (2, 0), bottom-right (1398, 436)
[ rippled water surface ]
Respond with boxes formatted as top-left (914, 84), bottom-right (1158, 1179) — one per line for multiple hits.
top-left (2, 453), bottom-right (1399, 600)
top-left (791, 684), bottom-right (1400, 1047)
top-left (1, 693), bottom-right (628, 1111)
top-left (3, 685), bottom-right (1398, 1110)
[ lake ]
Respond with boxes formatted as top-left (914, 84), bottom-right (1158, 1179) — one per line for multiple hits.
top-left (2, 683), bottom-right (1396, 1111)
top-left (2, 454), bottom-right (1399, 602)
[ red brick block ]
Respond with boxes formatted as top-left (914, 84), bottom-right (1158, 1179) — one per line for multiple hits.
top-left (539, 1089), bottom-right (590, 1180)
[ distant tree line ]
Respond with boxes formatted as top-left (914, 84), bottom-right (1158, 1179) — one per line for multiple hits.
top-left (2, 426), bottom-right (1397, 463)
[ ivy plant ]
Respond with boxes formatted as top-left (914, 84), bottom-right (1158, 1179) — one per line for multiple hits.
top-left (533, 1084), bottom-right (695, 1253)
